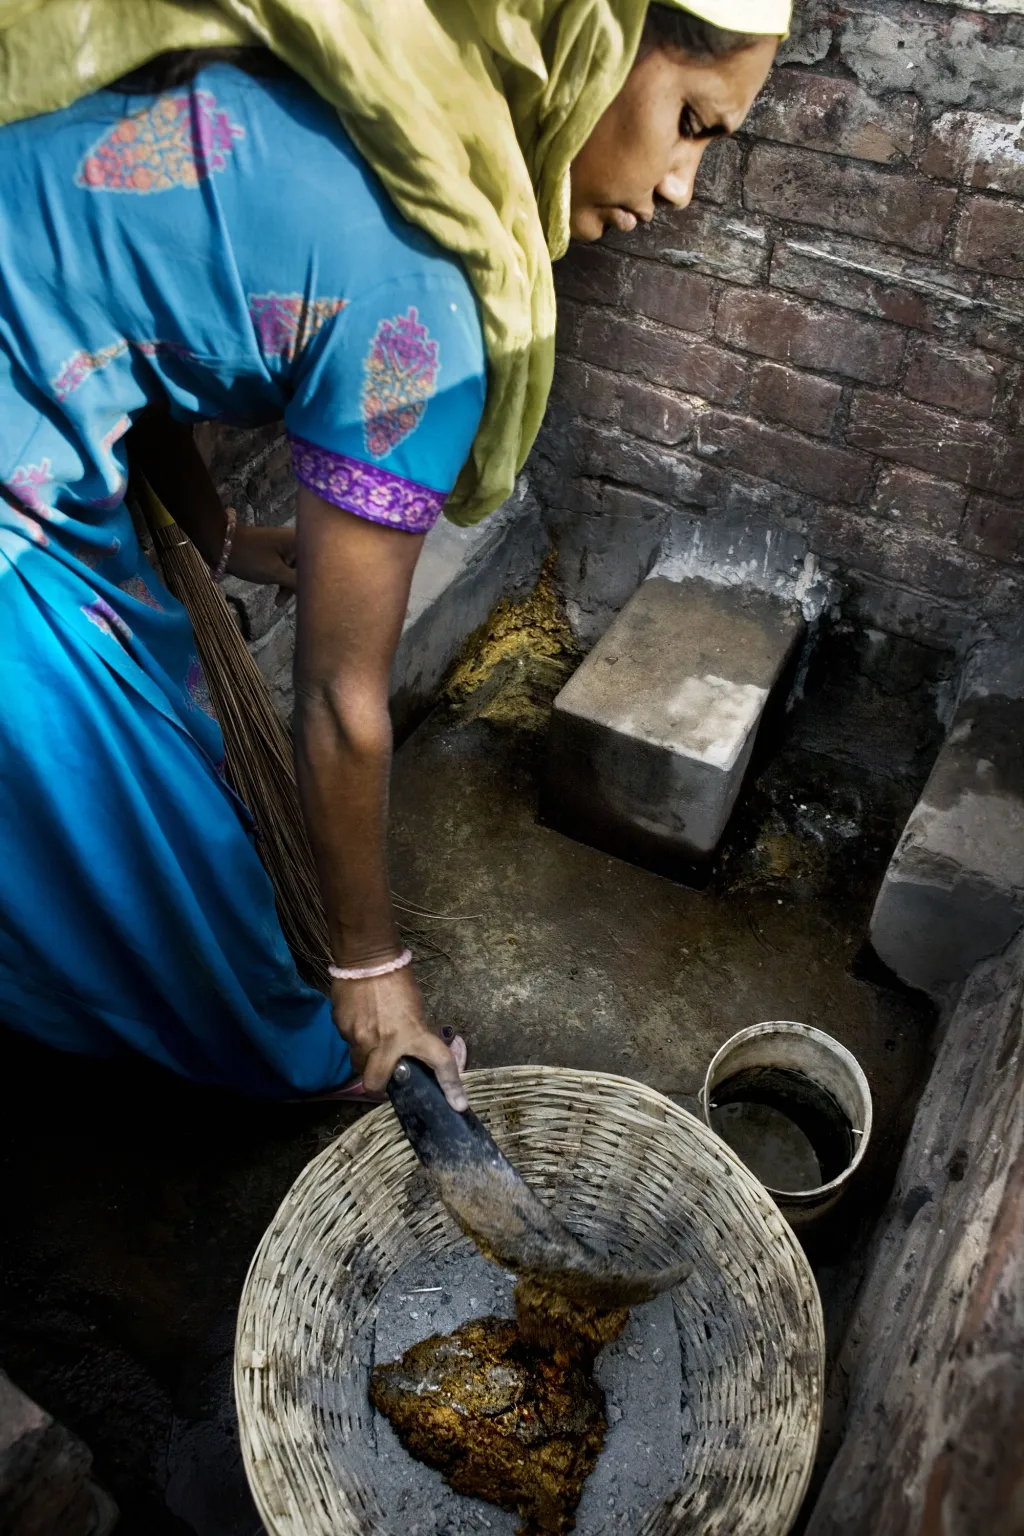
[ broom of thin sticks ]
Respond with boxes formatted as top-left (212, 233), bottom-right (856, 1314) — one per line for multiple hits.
top-left (138, 478), bottom-right (334, 993)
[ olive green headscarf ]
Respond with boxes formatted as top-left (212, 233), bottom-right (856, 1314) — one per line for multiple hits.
top-left (0, 0), bottom-right (785, 524)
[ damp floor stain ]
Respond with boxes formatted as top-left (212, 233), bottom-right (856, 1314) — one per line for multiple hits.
top-left (0, 613), bottom-right (942, 1534)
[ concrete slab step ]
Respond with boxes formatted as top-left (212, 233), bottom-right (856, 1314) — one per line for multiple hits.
top-left (870, 691), bottom-right (1024, 1001)
top-left (542, 575), bottom-right (804, 868)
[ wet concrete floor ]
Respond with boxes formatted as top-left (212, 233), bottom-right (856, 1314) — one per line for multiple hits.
top-left (0, 626), bottom-right (941, 1535)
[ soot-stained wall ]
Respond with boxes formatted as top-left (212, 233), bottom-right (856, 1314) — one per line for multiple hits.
top-left (805, 929), bottom-right (1024, 1535)
top-left (534, 0), bottom-right (1024, 652)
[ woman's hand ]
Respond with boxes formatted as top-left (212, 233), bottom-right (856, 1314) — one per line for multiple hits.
top-left (226, 522), bottom-right (297, 590)
top-left (331, 966), bottom-right (469, 1112)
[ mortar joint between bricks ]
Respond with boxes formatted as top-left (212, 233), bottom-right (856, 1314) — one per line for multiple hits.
top-left (943, 189), bottom-right (972, 265)
top-left (831, 385), bottom-right (857, 443)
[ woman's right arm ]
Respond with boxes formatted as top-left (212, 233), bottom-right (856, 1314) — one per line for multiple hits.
top-left (293, 485), bottom-right (468, 1111)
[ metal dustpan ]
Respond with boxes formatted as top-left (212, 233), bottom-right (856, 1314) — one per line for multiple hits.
top-left (388, 1059), bottom-right (690, 1309)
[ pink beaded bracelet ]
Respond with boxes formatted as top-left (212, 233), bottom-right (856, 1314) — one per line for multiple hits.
top-left (328, 948), bottom-right (413, 982)
top-left (212, 504), bottom-right (238, 584)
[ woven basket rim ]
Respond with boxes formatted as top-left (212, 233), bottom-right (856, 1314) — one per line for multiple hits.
top-left (353, 1063), bottom-right (801, 1193)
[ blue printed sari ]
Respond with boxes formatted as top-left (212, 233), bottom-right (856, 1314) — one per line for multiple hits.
top-left (0, 62), bottom-right (485, 1094)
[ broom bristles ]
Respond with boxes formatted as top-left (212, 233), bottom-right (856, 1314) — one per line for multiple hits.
top-left (150, 520), bottom-right (333, 993)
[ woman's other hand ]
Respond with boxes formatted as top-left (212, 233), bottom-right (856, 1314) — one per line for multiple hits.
top-left (332, 966), bottom-right (469, 1112)
top-left (226, 522), bottom-right (297, 590)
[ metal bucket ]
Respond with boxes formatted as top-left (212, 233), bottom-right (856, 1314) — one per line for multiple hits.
top-left (700, 1021), bottom-right (873, 1229)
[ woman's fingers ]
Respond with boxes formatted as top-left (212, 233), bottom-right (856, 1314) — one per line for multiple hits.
top-left (330, 966), bottom-right (467, 1112)
top-left (415, 1032), bottom-right (470, 1113)
top-left (269, 526), bottom-right (298, 590)
top-left (225, 524), bottom-right (298, 588)
top-left (361, 1030), bottom-right (469, 1113)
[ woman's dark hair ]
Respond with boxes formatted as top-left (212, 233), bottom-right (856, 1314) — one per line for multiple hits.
top-left (643, 2), bottom-right (768, 58)
top-left (112, 47), bottom-right (290, 95)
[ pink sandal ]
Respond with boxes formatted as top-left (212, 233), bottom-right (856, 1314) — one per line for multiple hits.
top-left (295, 1028), bottom-right (468, 1105)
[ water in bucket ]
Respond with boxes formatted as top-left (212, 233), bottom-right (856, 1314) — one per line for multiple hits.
top-left (708, 1065), bottom-right (854, 1194)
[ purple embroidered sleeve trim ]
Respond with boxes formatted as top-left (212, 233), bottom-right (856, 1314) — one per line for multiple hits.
top-left (288, 436), bottom-right (446, 533)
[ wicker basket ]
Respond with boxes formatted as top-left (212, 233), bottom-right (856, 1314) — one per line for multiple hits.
top-left (235, 1067), bottom-right (824, 1535)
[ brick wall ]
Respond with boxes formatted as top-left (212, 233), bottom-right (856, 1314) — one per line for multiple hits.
top-left (535, 0), bottom-right (1024, 651)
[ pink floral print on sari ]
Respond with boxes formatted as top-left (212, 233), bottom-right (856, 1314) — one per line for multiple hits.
top-left (52, 340), bottom-right (129, 401)
top-left (82, 597), bottom-right (133, 649)
top-left (185, 657), bottom-right (217, 719)
top-left (362, 308), bottom-right (439, 459)
top-left (53, 341), bottom-right (193, 403)
top-left (84, 415), bottom-right (133, 510)
top-left (76, 92), bottom-right (244, 194)
top-left (119, 574), bottom-right (163, 610)
top-left (248, 293), bottom-right (347, 364)
top-left (8, 460), bottom-right (55, 520)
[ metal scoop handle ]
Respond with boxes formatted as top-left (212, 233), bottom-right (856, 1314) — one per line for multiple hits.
top-left (387, 1058), bottom-right (689, 1309)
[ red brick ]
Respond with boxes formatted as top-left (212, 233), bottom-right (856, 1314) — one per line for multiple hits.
top-left (871, 465), bottom-right (966, 537)
top-left (551, 356), bottom-right (620, 422)
top-left (748, 361), bottom-right (843, 437)
top-left (972, 319), bottom-right (1024, 362)
top-left (605, 205), bottom-right (767, 286)
top-left (843, 576), bottom-right (970, 650)
top-left (243, 437), bottom-right (299, 525)
top-left (554, 478), bottom-right (679, 526)
top-left (554, 243), bottom-right (626, 307)
top-left (971, 276), bottom-right (1024, 360)
top-left (623, 259), bottom-right (716, 335)
top-left (847, 392), bottom-right (1024, 496)
top-left (570, 305), bottom-right (747, 405)
top-left (745, 144), bottom-right (957, 255)
top-left (904, 343), bottom-right (1003, 420)
top-left (615, 379), bottom-right (696, 445)
top-left (771, 235), bottom-right (982, 335)
top-left (696, 410), bottom-right (873, 502)
top-left (693, 137), bottom-right (744, 205)
top-left (1009, 374), bottom-right (1024, 435)
top-left (555, 295), bottom-right (581, 352)
top-left (571, 422), bottom-right (713, 506)
top-left (810, 508), bottom-right (982, 599)
top-left (954, 196), bottom-right (1024, 280)
top-left (746, 70), bottom-right (918, 164)
top-left (716, 288), bottom-right (904, 384)
top-left (961, 493), bottom-right (1024, 566)
top-left (919, 111), bottom-right (1024, 198)
top-left (552, 358), bottom-right (696, 446)
top-left (771, 249), bottom-right (929, 330)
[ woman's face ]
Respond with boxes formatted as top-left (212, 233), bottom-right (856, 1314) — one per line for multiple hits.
top-left (569, 37), bottom-right (777, 240)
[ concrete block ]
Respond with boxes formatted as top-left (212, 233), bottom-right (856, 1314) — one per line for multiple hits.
top-left (870, 692), bottom-right (1024, 1000)
top-left (0, 1370), bottom-right (116, 1536)
top-left (542, 575), bottom-right (804, 866)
